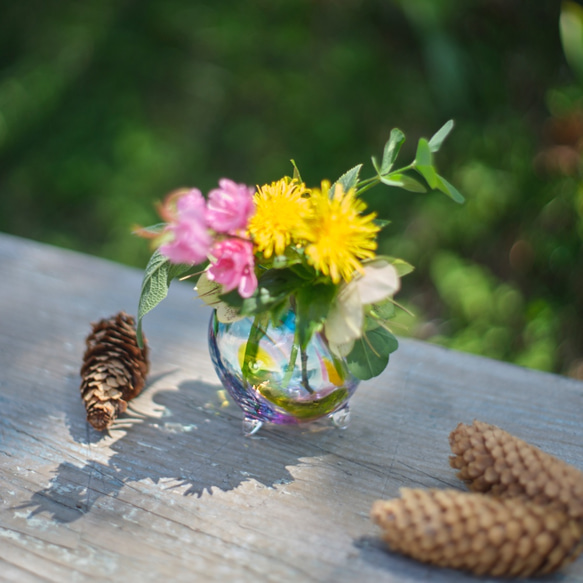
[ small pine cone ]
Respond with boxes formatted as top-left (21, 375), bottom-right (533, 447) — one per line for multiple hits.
top-left (449, 420), bottom-right (583, 522)
top-left (80, 312), bottom-right (149, 430)
top-left (371, 488), bottom-right (583, 578)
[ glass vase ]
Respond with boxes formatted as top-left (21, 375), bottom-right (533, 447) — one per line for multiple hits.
top-left (208, 309), bottom-right (360, 435)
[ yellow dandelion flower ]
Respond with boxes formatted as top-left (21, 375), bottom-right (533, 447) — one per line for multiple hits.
top-left (248, 178), bottom-right (311, 258)
top-left (299, 181), bottom-right (379, 283)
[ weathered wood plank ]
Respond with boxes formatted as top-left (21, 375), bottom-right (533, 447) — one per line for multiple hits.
top-left (0, 232), bottom-right (582, 582)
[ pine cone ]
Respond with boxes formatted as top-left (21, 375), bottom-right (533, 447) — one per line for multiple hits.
top-left (449, 420), bottom-right (583, 522)
top-left (371, 488), bottom-right (583, 578)
top-left (80, 312), bottom-right (149, 430)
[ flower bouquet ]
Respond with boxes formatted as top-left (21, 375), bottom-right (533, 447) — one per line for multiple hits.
top-left (136, 121), bottom-right (463, 434)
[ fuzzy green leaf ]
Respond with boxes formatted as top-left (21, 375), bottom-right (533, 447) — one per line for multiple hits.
top-left (428, 119), bottom-right (455, 153)
top-left (136, 250), bottom-right (198, 345)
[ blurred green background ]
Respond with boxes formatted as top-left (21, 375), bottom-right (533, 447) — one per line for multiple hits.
top-left (1, 0), bottom-right (582, 378)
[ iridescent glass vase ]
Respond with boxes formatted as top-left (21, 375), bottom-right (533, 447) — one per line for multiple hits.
top-left (208, 309), bottom-right (360, 435)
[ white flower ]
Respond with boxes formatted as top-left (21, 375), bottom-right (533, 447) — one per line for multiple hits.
top-left (325, 259), bottom-right (400, 356)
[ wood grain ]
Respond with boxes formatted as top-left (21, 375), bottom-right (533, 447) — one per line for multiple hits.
top-left (0, 232), bottom-right (582, 582)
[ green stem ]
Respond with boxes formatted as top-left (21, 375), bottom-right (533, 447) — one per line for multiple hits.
top-left (282, 314), bottom-right (314, 393)
top-left (282, 332), bottom-right (299, 388)
top-left (300, 344), bottom-right (314, 394)
top-left (241, 312), bottom-right (270, 384)
top-left (355, 179), bottom-right (380, 196)
top-left (355, 164), bottom-right (417, 196)
top-left (355, 176), bottom-right (380, 196)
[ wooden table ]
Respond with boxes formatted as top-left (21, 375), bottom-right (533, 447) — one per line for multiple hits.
top-left (1, 231), bottom-right (582, 582)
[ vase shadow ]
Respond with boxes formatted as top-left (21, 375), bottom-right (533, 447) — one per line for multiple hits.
top-left (22, 377), bottom-right (337, 523)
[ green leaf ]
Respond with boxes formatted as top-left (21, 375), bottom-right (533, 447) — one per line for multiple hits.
top-left (268, 246), bottom-right (303, 269)
top-left (364, 302), bottom-right (396, 332)
top-left (388, 257), bottom-right (414, 277)
top-left (288, 261), bottom-right (318, 281)
top-left (334, 164), bottom-right (363, 193)
top-left (221, 268), bottom-right (306, 316)
top-left (415, 138), bottom-right (438, 189)
top-left (380, 173), bottom-right (427, 193)
top-left (415, 165), bottom-right (439, 190)
top-left (375, 255), bottom-right (414, 277)
top-left (136, 250), bottom-right (198, 345)
top-left (346, 326), bottom-right (399, 380)
top-left (290, 159), bottom-right (303, 183)
top-left (268, 298), bottom-right (292, 328)
top-left (428, 119), bottom-right (454, 153)
top-left (380, 128), bottom-right (406, 175)
top-left (560, 2), bottom-right (583, 80)
top-left (416, 137), bottom-right (433, 167)
top-left (295, 283), bottom-right (336, 349)
top-left (133, 222), bottom-right (167, 237)
top-left (371, 156), bottom-right (381, 175)
top-left (271, 255), bottom-right (299, 269)
top-left (373, 218), bottom-right (391, 229)
top-left (371, 298), bottom-right (397, 321)
top-left (436, 175), bottom-right (465, 204)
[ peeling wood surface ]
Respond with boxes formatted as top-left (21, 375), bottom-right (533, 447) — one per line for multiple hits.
top-left (0, 231), bottom-right (582, 582)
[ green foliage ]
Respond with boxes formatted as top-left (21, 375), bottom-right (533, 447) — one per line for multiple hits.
top-left (220, 268), bottom-right (305, 318)
top-left (346, 327), bottom-right (399, 380)
top-left (136, 250), bottom-right (200, 345)
top-left (295, 284), bottom-right (336, 350)
top-left (372, 128), bottom-right (405, 175)
top-left (334, 164), bottom-right (363, 193)
top-left (363, 119), bottom-right (463, 202)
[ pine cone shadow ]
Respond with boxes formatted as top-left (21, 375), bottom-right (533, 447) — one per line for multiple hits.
top-left (64, 370), bottom-right (176, 446)
top-left (352, 536), bottom-right (503, 582)
top-left (23, 378), bottom-right (334, 523)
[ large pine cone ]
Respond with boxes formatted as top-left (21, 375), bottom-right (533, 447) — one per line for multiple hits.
top-left (449, 420), bottom-right (583, 522)
top-left (80, 312), bottom-right (149, 430)
top-left (371, 488), bottom-right (583, 578)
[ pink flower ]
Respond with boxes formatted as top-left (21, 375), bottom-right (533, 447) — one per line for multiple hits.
top-left (207, 238), bottom-right (257, 298)
top-left (159, 189), bottom-right (212, 264)
top-left (206, 178), bottom-right (255, 234)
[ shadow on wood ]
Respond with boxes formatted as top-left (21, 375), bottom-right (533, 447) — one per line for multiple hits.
top-left (19, 377), bottom-right (345, 523)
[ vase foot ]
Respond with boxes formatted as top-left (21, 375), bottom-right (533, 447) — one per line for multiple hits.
top-left (329, 404), bottom-right (351, 430)
top-left (242, 417), bottom-right (264, 436)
